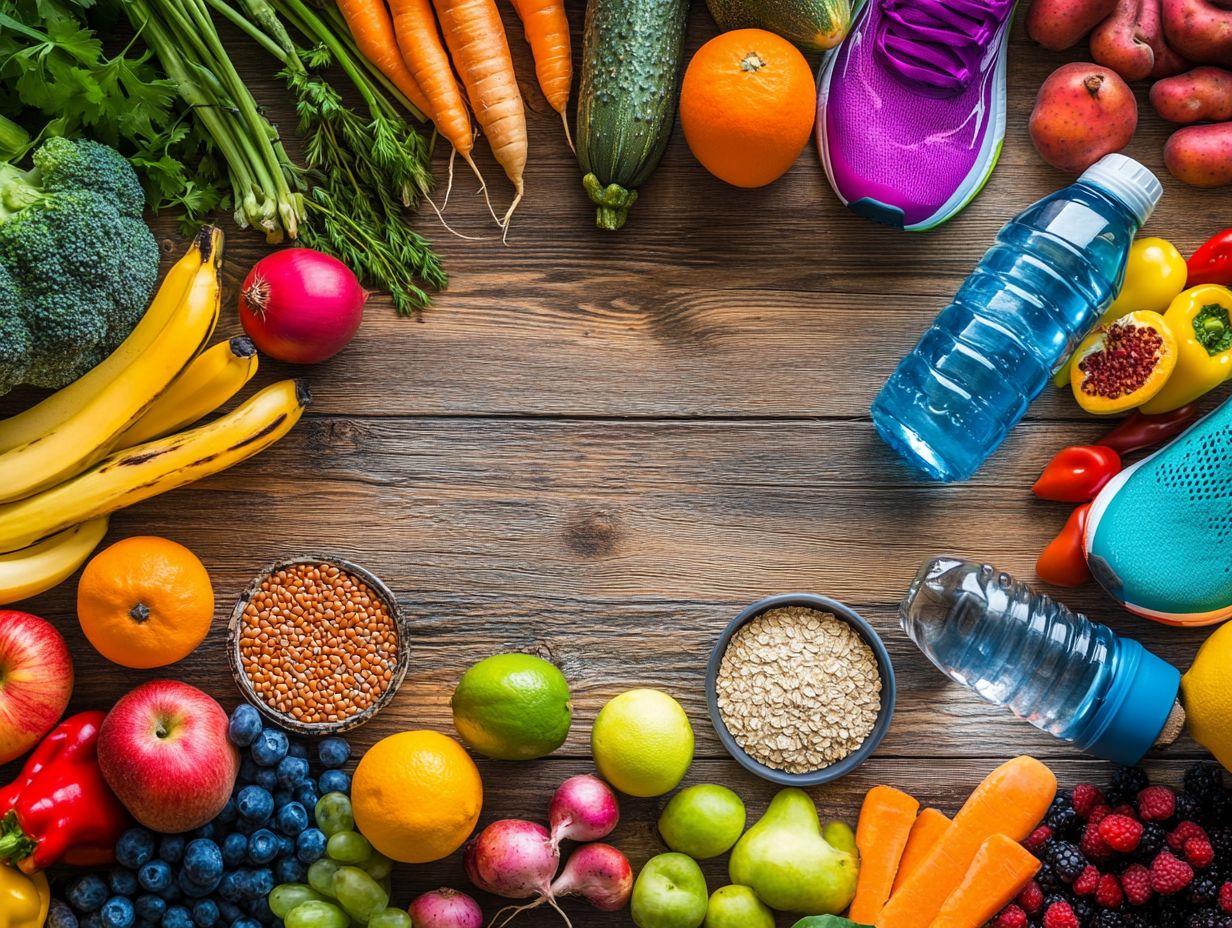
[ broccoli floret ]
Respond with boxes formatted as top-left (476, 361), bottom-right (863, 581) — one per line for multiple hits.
top-left (0, 137), bottom-right (159, 395)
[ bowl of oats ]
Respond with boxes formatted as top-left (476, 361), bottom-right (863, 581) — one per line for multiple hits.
top-left (705, 593), bottom-right (895, 786)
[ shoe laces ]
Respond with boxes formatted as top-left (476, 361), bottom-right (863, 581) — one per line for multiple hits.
top-left (877, 0), bottom-right (1011, 94)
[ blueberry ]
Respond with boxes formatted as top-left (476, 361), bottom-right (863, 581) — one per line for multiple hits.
top-left (293, 783), bottom-right (319, 810)
top-left (158, 835), bottom-right (185, 865)
top-left (273, 857), bottom-right (306, 884)
top-left (138, 860), bottom-right (174, 895)
top-left (81, 917), bottom-right (104, 928)
top-left (216, 901), bottom-right (242, 923)
top-left (100, 897), bottom-right (135, 928)
top-left (134, 897), bottom-right (166, 924)
top-left (231, 920), bottom-right (260, 928)
top-left (217, 873), bottom-right (245, 904)
top-left (287, 739), bottom-right (309, 759)
top-left (235, 785), bottom-right (274, 824)
top-left (248, 869), bottom-right (274, 900)
top-left (116, 828), bottom-right (158, 869)
top-left (160, 906), bottom-right (192, 928)
top-left (68, 874), bottom-right (110, 913)
top-left (109, 866), bottom-right (139, 897)
top-left (187, 900), bottom-right (218, 928)
top-left (252, 768), bottom-right (278, 792)
top-left (49, 900), bottom-right (80, 928)
top-left (176, 867), bottom-right (220, 899)
top-left (272, 789), bottom-right (294, 809)
top-left (190, 821), bottom-right (218, 842)
top-left (157, 881), bottom-right (182, 904)
top-left (317, 737), bottom-right (350, 769)
top-left (234, 818), bottom-right (260, 836)
top-left (275, 755), bottom-right (309, 789)
top-left (274, 801), bottom-right (309, 837)
top-left (246, 829), bottom-right (279, 865)
top-left (250, 730), bottom-right (288, 767)
top-left (238, 758), bottom-right (258, 785)
top-left (221, 832), bottom-right (248, 867)
top-left (215, 798), bottom-right (238, 826)
top-left (295, 828), bottom-right (327, 864)
top-left (318, 769), bottom-right (350, 794)
top-left (183, 839), bottom-right (224, 884)
top-left (228, 704), bottom-right (263, 747)
top-left (277, 834), bottom-right (295, 856)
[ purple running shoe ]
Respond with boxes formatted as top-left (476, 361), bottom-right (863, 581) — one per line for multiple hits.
top-left (817, 0), bottom-right (1018, 231)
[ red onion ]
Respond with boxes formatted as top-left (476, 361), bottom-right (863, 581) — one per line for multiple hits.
top-left (238, 248), bottom-right (366, 364)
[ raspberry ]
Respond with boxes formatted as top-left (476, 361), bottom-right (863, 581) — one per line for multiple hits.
top-left (1113, 803), bottom-right (1137, 817)
top-left (1187, 835), bottom-right (1217, 869)
top-left (1219, 880), bottom-right (1232, 914)
top-left (1075, 783), bottom-right (1107, 818)
top-left (1050, 841), bottom-right (1088, 882)
top-left (1089, 804), bottom-right (1113, 827)
top-left (1139, 786), bottom-right (1178, 822)
top-left (1074, 864), bottom-right (1101, 895)
top-left (1043, 900), bottom-right (1081, 928)
top-left (1018, 880), bottom-right (1045, 914)
top-left (1152, 850), bottom-right (1196, 894)
top-left (1096, 872), bottom-right (1124, 908)
top-left (1082, 822), bottom-right (1115, 861)
top-left (1025, 825), bottom-right (1054, 852)
top-left (1122, 863), bottom-right (1154, 905)
top-left (1171, 822), bottom-right (1211, 851)
top-left (995, 904), bottom-right (1029, 928)
top-left (1100, 814), bottom-right (1145, 853)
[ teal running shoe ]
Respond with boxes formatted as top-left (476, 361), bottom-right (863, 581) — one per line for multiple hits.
top-left (1086, 395), bottom-right (1232, 626)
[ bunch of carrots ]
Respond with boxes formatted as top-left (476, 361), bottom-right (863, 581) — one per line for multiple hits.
top-left (338, 0), bottom-right (573, 233)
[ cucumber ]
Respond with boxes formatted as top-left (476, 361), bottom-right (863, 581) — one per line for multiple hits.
top-left (576, 0), bottom-right (690, 231)
top-left (704, 0), bottom-right (850, 52)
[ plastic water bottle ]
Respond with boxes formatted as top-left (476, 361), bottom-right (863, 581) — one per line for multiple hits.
top-left (872, 154), bottom-right (1162, 482)
top-left (899, 557), bottom-right (1181, 765)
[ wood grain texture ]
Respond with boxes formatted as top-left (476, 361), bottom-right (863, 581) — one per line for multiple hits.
top-left (0, 4), bottom-right (1227, 926)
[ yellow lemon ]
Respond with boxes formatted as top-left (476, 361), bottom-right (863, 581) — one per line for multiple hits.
top-left (1183, 622), bottom-right (1232, 772)
top-left (352, 730), bottom-right (483, 863)
top-left (592, 688), bottom-right (694, 797)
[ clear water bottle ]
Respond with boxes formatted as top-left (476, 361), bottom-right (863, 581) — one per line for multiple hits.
top-left (900, 557), bottom-right (1181, 765)
top-left (872, 154), bottom-right (1162, 482)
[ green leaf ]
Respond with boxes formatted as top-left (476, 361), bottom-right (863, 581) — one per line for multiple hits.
top-left (791, 918), bottom-right (873, 928)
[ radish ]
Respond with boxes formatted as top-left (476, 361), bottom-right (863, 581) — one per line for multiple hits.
top-left (548, 775), bottom-right (620, 849)
top-left (464, 820), bottom-right (560, 901)
top-left (407, 888), bottom-right (483, 928)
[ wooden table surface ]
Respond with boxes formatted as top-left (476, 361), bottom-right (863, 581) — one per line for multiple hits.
top-left (3, 5), bottom-right (1229, 925)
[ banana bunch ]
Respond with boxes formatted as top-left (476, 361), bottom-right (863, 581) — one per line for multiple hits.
top-left (0, 228), bottom-right (311, 604)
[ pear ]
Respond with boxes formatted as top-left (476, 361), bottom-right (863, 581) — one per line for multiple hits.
top-left (728, 788), bottom-right (858, 914)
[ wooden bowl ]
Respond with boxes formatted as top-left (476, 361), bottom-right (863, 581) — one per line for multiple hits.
top-left (227, 554), bottom-right (409, 735)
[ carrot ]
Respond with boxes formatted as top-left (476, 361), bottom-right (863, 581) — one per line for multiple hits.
top-left (337, 0), bottom-right (436, 120)
top-left (507, 0), bottom-right (572, 145)
top-left (929, 834), bottom-right (1041, 928)
top-left (848, 786), bottom-right (920, 924)
top-left (432, 0), bottom-right (527, 230)
top-left (876, 757), bottom-right (1057, 928)
top-left (892, 808), bottom-right (952, 894)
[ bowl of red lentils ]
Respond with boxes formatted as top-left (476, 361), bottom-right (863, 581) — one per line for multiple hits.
top-left (227, 555), bottom-right (409, 735)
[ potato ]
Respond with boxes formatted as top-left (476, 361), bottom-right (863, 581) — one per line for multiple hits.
top-left (1161, 0), bottom-right (1232, 65)
top-left (1027, 0), bottom-right (1119, 50)
top-left (1142, 0), bottom-right (1192, 77)
top-left (1164, 122), bottom-right (1232, 186)
top-left (1152, 66), bottom-right (1232, 121)
top-left (1091, 0), bottom-right (1155, 81)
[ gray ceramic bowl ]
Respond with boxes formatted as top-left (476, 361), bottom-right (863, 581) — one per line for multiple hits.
top-left (705, 592), bottom-right (895, 786)
top-left (227, 554), bottom-right (409, 735)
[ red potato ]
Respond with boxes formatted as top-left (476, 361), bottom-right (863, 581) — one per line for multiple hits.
top-left (1142, 0), bottom-right (1193, 75)
top-left (1164, 121), bottom-right (1232, 185)
top-left (1030, 63), bottom-right (1139, 172)
top-left (1028, 0), bottom-right (1120, 49)
top-left (1091, 0), bottom-right (1155, 80)
top-left (1152, 66), bottom-right (1232, 120)
top-left (1161, 0), bottom-right (1232, 65)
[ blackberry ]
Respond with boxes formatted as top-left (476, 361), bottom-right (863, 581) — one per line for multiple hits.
top-left (1192, 875), bottom-right (1223, 905)
top-left (1049, 841), bottom-right (1088, 883)
top-left (1210, 789), bottom-right (1232, 826)
top-left (1178, 794), bottom-right (1204, 823)
top-left (1187, 765), bottom-right (1225, 804)
top-left (1187, 909), bottom-right (1228, 928)
top-left (1072, 897), bottom-right (1095, 923)
top-left (1211, 826), bottom-right (1232, 864)
top-left (1049, 806), bottom-right (1082, 839)
top-left (1038, 863), bottom-right (1063, 891)
top-left (1111, 767), bottom-right (1151, 804)
top-left (1160, 907), bottom-right (1188, 928)
top-left (1138, 822), bottom-right (1169, 861)
top-left (1093, 912), bottom-right (1127, 928)
top-left (1043, 892), bottom-right (1069, 910)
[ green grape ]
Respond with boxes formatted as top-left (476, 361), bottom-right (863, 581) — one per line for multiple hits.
top-left (284, 900), bottom-right (352, 928)
top-left (367, 909), bottom-right (413, 928)
top-left (315, 793), bottom-right (355, 837)
top-left (332, 865), bottom-right (390, 923)
top-left (270, 884), bottom-right (326, 918)
top-left (327, 830), bottom-right (374, 864)
top-left (360, 850), bottom-right (393, 880)
top-left (308, 859), bottom-right (342, 897)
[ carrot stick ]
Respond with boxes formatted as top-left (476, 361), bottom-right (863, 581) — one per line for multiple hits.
top-left (892, 808), bottom-right (952, 894)
top-left (849, 786), bottom-right (920, 924)
top-left (507, 0), bottom-right (572, 146)
top-left (336, 0), bottom-right (436, 120)
top-left (876, 757), bottom-right (1057, 928)
top-left (929, 834), bottom-right (1041, 928)
top-left (432, 0), bottom-right (527, 231)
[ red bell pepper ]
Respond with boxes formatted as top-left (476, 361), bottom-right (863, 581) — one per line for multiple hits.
top-left (1096, 404), bottom-right (1200, 454)
top-left (1033, 445), bottom-right (1122, 502)
top-left (0, 711), bottom-right (129, 873)
top-left (1187, 228), bottom-right (1232, 287)
top-left (1037, 504), bottom-right (1093, 587)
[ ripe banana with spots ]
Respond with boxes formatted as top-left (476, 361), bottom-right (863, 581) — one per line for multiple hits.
top-left (0, 517), bottom-right (109, 605)
top-left (0, 380), bottom-right (310, 554)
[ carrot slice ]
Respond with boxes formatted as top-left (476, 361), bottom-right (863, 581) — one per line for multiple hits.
top-left (929, 834), bottom-right (1041, 928)
top-left (892, 808), bottom-right (952, 894)
top-left (849, 786), bottom-right (920, 924)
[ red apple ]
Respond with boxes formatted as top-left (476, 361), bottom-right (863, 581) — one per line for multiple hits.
top-left (98, 680), bottom-right (239, 832)
top-left (0, 611), bottom-right (73, 764)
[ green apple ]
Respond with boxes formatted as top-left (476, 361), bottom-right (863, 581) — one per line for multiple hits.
top-left (658, 784), bottom-right (746, 859)
top-left (704, 885), bottom-right (773, 928)
top-left (632, 852), bottom-right (708, 928)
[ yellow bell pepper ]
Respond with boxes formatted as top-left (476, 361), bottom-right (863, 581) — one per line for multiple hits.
top-left (1141, 284), bottom-right (1232, 413)
top-left (0, 863), bottom-right (49, 928)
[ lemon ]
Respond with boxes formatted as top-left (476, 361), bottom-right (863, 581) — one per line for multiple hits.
top-left (1183, 623), bottom-right (1232, 771)
top-left (451, 653), bottom-right (573, 760)
top-left (592, 688), bottom-right (694, 797)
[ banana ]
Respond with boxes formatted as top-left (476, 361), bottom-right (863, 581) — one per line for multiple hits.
top-left (0, 230), bottom-right (222, 503)
top-left (0, 227), bottom-right (218, 455)
top-left (0, 379), bottom-right (310, 553)
top-left (0, 517), bottom-right (109, 605)
top-left (115, 336), bottom-right (260, 447)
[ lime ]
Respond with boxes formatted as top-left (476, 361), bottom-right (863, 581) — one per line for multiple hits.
top-left (451, 653), bottom-right (572, 760)
top-left (592, 688), bottom-right (694, 797)
top-left (658, 784), bottom-right (745, 858)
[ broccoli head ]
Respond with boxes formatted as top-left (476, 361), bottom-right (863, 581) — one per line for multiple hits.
top-left (0, 137), bottom-right (159, 395)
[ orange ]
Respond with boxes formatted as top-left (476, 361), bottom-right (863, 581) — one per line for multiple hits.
top-left (77, 536), bottom-right (214, 669)
top-left (680, 29), bottom-right (816, 188)
top-left (352, 730), bottom-right (483, 864)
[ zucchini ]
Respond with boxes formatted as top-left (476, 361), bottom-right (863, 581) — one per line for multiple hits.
top-left (576, 0), bottom-right (690, 231)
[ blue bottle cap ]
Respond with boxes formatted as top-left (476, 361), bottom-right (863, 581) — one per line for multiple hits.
top-left (1073, 636), bottom-right (1180, 765)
